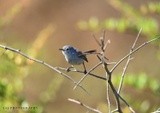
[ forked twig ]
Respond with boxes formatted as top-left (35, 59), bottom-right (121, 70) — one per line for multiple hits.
top-left (92, 30), bottom-right (160, 113)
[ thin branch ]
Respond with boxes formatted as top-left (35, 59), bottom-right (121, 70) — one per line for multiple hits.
top-left (118, 28), bottom-right (142, 94)
top-left (132, 29), bottom-right (142, 49)
top-left (109, 77), bottom-right (122, 113)
top-left (103, 62), bottom-right (122, 113)
top-left (103, 39), bottom-right (111, 51)
top-left (56, 66), bottom-right (107, 80)
top-left (73, 62), bottom-right (103, 90)
top-left (97, 31), bottom-right (123, 112)
top-left (101, 30), bottom-right (106, 50)
top-left (151, 108), bottom-right (160, 113)
top-left (110, 91), bottom-right (136, 113)
top-left (68, 98), bottom-right (102, 113)
top-left (106, 77), bottom-right (111, 113)
top-left (109, 34), bottom-right (159, 113)
top-left (117, 94), bottom-right (135, 113)
top-left (110, 36), bottom-right (160, 73)
top-left (93, 34), bottom-right (101, 46)
top-left (0, 44), bottom-right (88, 93)
top-left (95, 31), bottom-right (123, 112)
top-left (103, 30), bottom-right (106, 41)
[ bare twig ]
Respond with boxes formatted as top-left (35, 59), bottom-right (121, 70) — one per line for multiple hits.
top-left (152, 108), bottom-right (160, 113)
top-left (56, 66), bottom-right (107, 80)
top-left (117, 94), bottom-right (135, 113)
top-left (118, 28), bottom-right (142, 94)
top-left (95, 31), bottom-right (123, 112)
top-left (106, 77), bottom-right (111, 113)
top-left (95, 31), bottom-right (122, 112)
top-left (103, 39), bottom-right (111, 51)
top-left (110, 36), bottom-right (160, 73)
top-left (93, 34), bottom-right (101, 46)
top-left (68, 98), bottom-right (102, 113)
top-left (73, 62), bottom-right (103, 90)
top-left (92, 31), bottom-right (159, 113)
top-left (110, 31), bottom-right (159, 113)
top-left (0, 44), bottom-right (88, 93)
top-left (101, 31), bottom-right (106, 50)
top-left (103, 62), bottom-right (122, 113)
top-left (98, 30), bottom-right (160, 113)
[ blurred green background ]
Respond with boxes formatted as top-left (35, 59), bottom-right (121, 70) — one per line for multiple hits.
top-left (0, 0), bottom-right (160, 113)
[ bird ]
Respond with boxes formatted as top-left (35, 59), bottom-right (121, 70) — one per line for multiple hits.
top-left (59, 45), bottom-right (96, 73)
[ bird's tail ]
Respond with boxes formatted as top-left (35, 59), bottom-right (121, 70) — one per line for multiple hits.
top-left (83, 50), bottom-right (96, 54)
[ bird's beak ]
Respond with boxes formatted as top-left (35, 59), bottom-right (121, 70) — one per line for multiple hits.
top-left (59, 48), bottom-right (64, 51)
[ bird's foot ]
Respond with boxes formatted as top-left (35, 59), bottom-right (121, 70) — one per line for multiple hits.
top-left (66, 66), bottom-right (74, 72)
top-left (84, 70), bottom-right (87, 74)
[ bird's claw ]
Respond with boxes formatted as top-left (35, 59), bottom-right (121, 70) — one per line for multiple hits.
top-left (66, 66), bottom-right (74, 72)
top-left (84, 70), bottom-right (87, 74)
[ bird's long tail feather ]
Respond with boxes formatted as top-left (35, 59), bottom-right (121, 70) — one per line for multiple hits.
top-left (83, 50), bottom-right (96, 54)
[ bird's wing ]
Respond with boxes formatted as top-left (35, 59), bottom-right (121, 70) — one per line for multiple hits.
top-left (77, 51), bottom-right (88, 62)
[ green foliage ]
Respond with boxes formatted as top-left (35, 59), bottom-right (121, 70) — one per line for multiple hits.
top-left (40, 75), bottom-right (64, 103)
top-left (77, 1), bottom-right (160, 37)
top-left (104, 18), bottom-right (129, 32)
top-left (0, 54), bottom-right (17, 75)
top-left (113, 73), bottom-right (160, 94)
top-left (142, 2), bottom-right (160, 14)
top-left (0, 53), bottom-right (32, 113)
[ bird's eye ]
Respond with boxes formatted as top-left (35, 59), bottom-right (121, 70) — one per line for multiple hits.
top-left (66, 48), bottom-right (69, 51)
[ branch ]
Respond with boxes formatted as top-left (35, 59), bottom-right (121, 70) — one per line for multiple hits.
top-left (103, 62), bottom-right (122, 113)
top-left (117, 28), bottom-right (142, 94)
top-left (106, 78), bottom-right (111, 113)
top-left (68, 98), bottom-right (102, 113)
top-left (56, 66), bottom-right (107, 80)
top-left (0, 44), bottom-right (88, 93)
top-left (110, 35), bottom-right (160, 73)
top-left (73, 62), bottom-right (103, 90)
top-left (152, 108), bottom-right (160, 113)
top-left (95, 31), bottom-right (123, 112)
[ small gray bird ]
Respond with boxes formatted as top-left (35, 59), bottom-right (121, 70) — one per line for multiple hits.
top-left (59, 45), bottom-right (96, 73)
